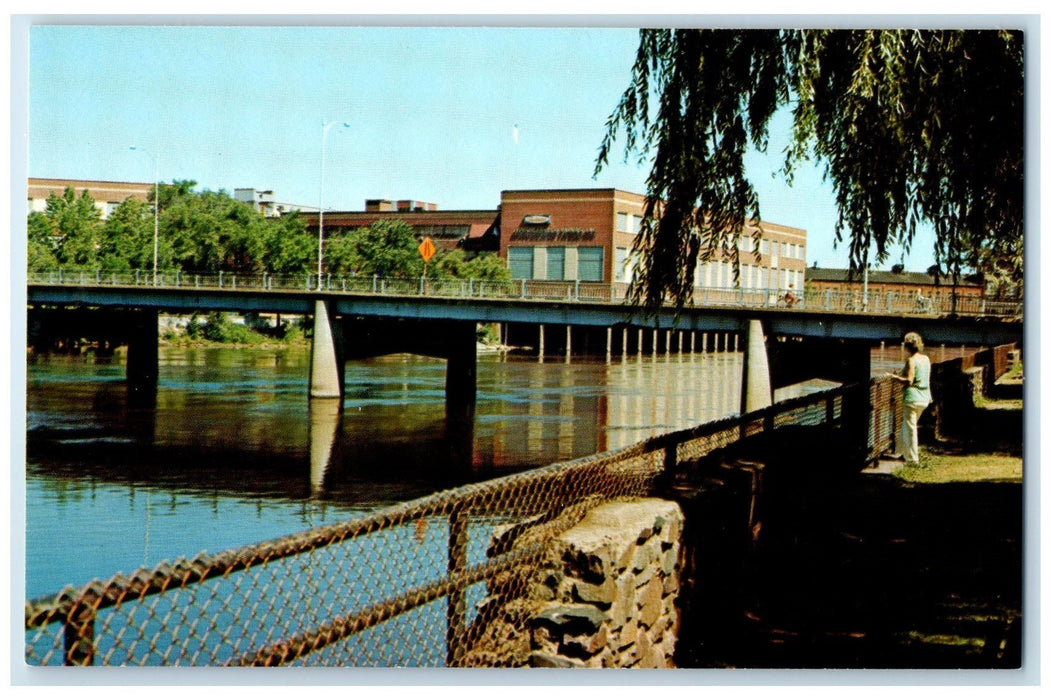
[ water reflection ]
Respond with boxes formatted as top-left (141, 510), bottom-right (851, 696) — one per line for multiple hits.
top-left (23, 345), bottom-right (784, 594)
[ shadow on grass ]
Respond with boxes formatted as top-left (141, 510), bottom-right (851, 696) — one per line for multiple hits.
top-left (675, 451), bottom-right (1022, 669)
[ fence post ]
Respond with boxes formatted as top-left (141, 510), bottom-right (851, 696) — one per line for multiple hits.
top-left (64, 604), bottom-right (96, 666)
top-left (520, 279), bottom-right (526, 299)
top-left (664, 437), bottom-right (678, 474)
top-left (446, 505), bottom-right (469, 667)
top-left (219, 271), bottom-right (224, 289)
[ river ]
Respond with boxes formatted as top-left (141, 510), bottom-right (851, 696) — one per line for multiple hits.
top-left (25, 344), bottom-right (761, 598)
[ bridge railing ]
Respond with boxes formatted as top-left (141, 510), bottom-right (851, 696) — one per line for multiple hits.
top-left (27, 269), bottom-right (1022, 318)
top-left (25, 384), bottom-right (852, 667)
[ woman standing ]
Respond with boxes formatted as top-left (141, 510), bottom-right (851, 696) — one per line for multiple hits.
top-left (885, 332), bottom-right (933, 465)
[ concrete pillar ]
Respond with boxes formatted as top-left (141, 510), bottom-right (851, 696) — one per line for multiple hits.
top-left (538, 324), bottom-right (545, 361)
top-left (565, 325), bottom-right (572, 363)
top-left (126, 308), bottom-right (159, 405)
top-left (446, 321), bottom-right (478, 411)
top-left (310, 299), bottom-right (345, 399)
top-left (740, 319), bottom-right (772, 414)
top-left (607, 327), bottom-right (613, 364)
top-left (637, 329), bottom-right (643, 357)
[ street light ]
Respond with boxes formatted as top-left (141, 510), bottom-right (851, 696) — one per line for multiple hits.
top-left (129, 145), bottom-right (159, 285)
top-left (318, 120), bottom-right (350, 290)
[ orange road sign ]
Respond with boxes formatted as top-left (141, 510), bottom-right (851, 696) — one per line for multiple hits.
top-left (418, 236), bottom-right (436, 263)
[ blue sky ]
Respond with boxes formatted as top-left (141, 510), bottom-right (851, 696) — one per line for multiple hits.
top-left (25, 23), bottom-right (940, 271)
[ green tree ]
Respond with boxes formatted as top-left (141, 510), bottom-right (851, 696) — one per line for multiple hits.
top-left (98, 198), bottom-right (156, 271)
top-left (37, 187), bottom-right (104, 269)
top-left (162, 189), bottom-right (267, 273)
top-left (26, 211), bottom-right (58, 270)
top-left (335, 220), bottom-right (424, 279)
top-left (597, 29), bottom-right (1024, 309)
top-left (262, 211), bottom-right (315, 275)
top-left (431, 250), bottom-right (511, 281)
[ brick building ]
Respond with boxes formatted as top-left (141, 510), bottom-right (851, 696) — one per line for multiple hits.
top-left (805, 266), bottom-right (984, 307)
top-left (310, 188), bottom-right (807, 289)
top-left (500, 188), bottom-right (807, 290)
top-left (303, 199), bottom-right (500, 253)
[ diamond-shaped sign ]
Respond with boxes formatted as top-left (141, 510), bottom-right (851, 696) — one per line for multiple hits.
top-left (418, 236), bottom-right (436, 263)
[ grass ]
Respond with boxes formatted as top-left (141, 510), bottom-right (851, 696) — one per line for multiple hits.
top-left (895, 450), bottom-right (1023, 484)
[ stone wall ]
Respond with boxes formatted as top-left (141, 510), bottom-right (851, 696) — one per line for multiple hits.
top-left (462, 498), bottom-right (684, 668)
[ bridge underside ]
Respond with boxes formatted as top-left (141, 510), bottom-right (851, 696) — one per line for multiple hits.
top-left (22, 299), bottom-right (923, 460)
top-left (310, 300), bottom-right (477, 410)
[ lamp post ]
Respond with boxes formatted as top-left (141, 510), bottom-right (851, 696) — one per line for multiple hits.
top-left (318, 120), bottom-right (350, 290)
top-left (129, 145), bottom-right (159, 285)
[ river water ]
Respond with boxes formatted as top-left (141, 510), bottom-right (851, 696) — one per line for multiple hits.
top-left (25, 345), bottom-right (760, 599)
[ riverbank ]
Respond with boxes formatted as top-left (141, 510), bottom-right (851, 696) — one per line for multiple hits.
top-left (680, 395), bottom-right (1024, 669)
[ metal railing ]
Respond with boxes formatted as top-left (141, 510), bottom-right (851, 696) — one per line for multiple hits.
top-left (27, 269), bottom-right (1022, 318)
top-left (25, 385), bottom-right (849, 667)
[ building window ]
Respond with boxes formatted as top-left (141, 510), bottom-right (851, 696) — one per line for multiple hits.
top-left (631, 214), bottom-right (643, 234)
top-left (547, 247), bottom-right (566, 281)
top-left (508, 247), bottom-right (534, 279)
top-left (760, 240), bottom-right (769, 255)
top-left (616, 247), bottom-right (629, 283)
top-left (578, 247), bottom-right (604, 282)
top-left (616, 212), bottom-right (629, 232)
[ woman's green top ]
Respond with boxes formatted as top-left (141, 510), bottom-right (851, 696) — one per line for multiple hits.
top-left (903, 354), bottom-right (932, 405)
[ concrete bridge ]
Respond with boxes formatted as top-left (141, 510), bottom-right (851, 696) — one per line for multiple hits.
top-left (26, 272), bottom-right (1023, 414)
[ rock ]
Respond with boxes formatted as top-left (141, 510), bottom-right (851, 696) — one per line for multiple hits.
top-left (574, 577), bottom-right (616, 606)
top-left (532, 603), bottom-right (606, 636)
top-left (638, 576), bottom-right (663, 628)
top-left (529, 651), bottom-right (585, 669)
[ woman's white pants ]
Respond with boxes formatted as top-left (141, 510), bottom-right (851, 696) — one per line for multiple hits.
top-left (901, 402), bottom-right (929, 463)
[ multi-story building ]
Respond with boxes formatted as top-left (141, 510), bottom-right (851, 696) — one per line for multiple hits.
top-left (28, 178), bottom-right (154, 220)
top-left (233, 188), bottom-right (318, 217)
top-left (308, 188), bottom-right (806, 290)
top-left (499, 188), bottom-right (807, 291)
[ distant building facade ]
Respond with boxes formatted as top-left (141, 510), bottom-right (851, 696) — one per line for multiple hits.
top-left (500, 188), bottom-right (807, 288)
top-left (806, 267), bottom-right (984, 304)
top-left (233, 188), bottom-right (317, 217)
top-left (302, 199), bottom-right (501, 253)
top-left (28, 178), bottom-right (154, 220)
top-left (309, 188), bottom-right (807, 287)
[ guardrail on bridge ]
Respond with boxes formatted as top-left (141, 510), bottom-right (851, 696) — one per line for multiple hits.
top-left (27, 269), bottom-right (1022, 318)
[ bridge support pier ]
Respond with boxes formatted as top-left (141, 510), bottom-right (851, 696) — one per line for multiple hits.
top-left (445, 321), bottom-right (478, 414)
top-left (126, 309), bottom-right (159, 405)
top-left (310, 299), bottom-right (345, 399)
top-left (741, 319), bottom-right (772, 414)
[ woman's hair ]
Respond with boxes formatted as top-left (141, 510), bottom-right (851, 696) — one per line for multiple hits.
top-left (904, 332), bottom-right (924, 353)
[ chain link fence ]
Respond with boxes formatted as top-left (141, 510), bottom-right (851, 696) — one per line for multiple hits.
top-left (26, 385), bottom-right (850, 667)
top-left (25, 342), bottom-right (1020, 667)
